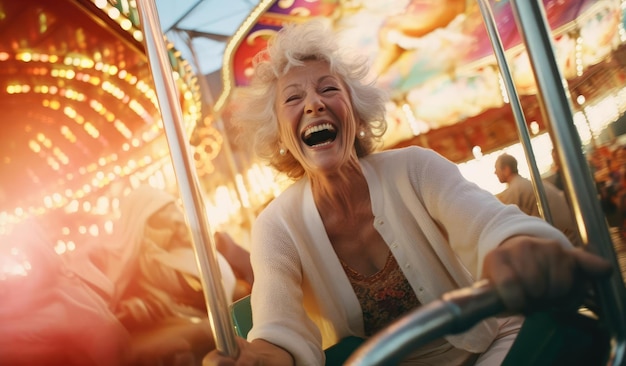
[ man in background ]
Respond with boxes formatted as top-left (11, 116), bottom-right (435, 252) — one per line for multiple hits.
top-left (494, 153), bottom-right (582, 247)
top-left (544, 148), bottom-right (565, 191)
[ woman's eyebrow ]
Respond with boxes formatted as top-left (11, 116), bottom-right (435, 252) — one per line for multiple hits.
top-left (279, 74), bottom-right (338, 95)
top-left (318, 75), bottom-right (338, 83)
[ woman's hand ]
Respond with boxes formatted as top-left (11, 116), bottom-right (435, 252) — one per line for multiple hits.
top-left (481, 235), bottom-right (613, 313)
top-left (214, 232), bottom-right (254, 286)
top-left (203, 338), bottom-right (294, 366)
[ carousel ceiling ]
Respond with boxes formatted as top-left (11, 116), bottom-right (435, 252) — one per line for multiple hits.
top-left (0, 0), bottom-right (201, 223)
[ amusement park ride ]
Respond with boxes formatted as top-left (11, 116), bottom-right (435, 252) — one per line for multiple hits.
top-left (1, 0), bottom-right (626, 364)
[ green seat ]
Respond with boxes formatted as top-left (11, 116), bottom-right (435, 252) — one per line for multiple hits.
top-left (230, 295), bottom-right (253, 338)
top-left (229, 295), bottom-right (364, 365)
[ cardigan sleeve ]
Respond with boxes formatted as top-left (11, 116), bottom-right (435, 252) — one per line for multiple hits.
top-left (247, 204), bottom-right (325, 366)
top-left (405, 146), bottom-right (571, 278)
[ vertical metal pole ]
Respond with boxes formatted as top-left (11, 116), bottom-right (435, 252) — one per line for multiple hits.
top-left (476, 0), bottom-right (553, 224)
top-left (508, 1), bottom-right (626, 365)
top-left (135, 0), bottom-right (239, 357)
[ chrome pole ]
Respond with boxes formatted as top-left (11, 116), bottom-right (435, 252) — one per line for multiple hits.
top-left (476, 0), bottom-right (553, 224)
top-left (509, 1), bottom-right (626, 364)
top-left (135, 0), bottom-right (239, 357)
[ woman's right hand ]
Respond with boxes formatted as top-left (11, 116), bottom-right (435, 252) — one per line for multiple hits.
top-left (481, 235), bottom-right (613, 314)
top-left (202, 337), bottom-right (248, 366)
top-left (203, 338), bottom-right (294, 366)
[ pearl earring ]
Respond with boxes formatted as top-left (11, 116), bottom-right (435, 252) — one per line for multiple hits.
top-left (279, 147), bottom-right (286, 156)
top-left (358, 130), bottom-right (365, 138)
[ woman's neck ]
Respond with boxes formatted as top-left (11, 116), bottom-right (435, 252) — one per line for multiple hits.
top-left (309, 159), bottom-right (369, 218)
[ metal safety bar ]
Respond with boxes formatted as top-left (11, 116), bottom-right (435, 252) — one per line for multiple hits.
top-left (508, 1), bottom-right (626, 365)
top-left (135, 0), bottom-right (239, 358)
top-left (476, 0), bottom-right (553, 224)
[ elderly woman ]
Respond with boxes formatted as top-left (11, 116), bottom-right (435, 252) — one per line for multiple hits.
top-left (204, 20), bottom-right (611, 365)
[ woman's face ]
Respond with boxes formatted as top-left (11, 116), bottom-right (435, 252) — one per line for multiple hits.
top-left (274, 59), bottom-right (358, 175)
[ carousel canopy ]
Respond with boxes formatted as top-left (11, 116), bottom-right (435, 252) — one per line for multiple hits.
top-left (0, 0), bottom-right (202, 232)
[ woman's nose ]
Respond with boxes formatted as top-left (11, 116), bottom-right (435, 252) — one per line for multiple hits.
top-left (305, 96), bottom-right (325, 114)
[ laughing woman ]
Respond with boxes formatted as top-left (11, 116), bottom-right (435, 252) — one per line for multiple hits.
top-left (204, 20), bottom-right (611, 366)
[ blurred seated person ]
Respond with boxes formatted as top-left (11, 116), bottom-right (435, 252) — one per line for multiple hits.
top-left (494, 153), bottom-right (582, 247)
top-left (2, 186), bottom-right (253, 366)
top-left (78, 185), bottom-right (253, 365)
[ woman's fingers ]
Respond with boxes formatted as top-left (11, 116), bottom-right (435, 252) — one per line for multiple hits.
top-left (203, 337), bottom-right (251, 366)
top-left (481, 246), bottom-right (523, 312)
top-left (571, 248), bottom-right (613, 276)
top-left (482, 236), bottom-right (613, 314)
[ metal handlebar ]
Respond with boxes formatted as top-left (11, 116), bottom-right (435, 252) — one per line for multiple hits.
top-left (345, 280), bottom-right (503, 366)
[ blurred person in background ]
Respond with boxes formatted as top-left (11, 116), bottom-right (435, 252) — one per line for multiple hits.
top-left (0, 185), bottom-right (253, 366)
top-left (544, 149), bottom-right (564, 191)
top-left (494, 153), bottom-right (582, 247)
top-left (96, 185), bottom-right (254, 365)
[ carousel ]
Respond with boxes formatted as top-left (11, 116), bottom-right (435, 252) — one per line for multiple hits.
top-left (216, 0), bottom-right (626, 194)
top-left (1, 0), bottom-right (626, 365)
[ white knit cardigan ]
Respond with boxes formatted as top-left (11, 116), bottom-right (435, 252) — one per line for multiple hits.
top-left (247, 146), bottom-right (571, 366)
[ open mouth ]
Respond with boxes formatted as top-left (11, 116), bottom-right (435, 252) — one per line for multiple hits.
top-left (302, 123), bottom-right (337, 147)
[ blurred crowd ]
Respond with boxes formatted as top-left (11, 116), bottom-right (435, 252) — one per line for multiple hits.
top-left (494, 139), bottom-right (626, 246)
top-left (588, 143), bottom-right (626, 234)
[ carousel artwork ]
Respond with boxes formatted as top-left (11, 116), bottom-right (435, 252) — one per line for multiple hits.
top-left (218, 0), bottom-right (626, 165)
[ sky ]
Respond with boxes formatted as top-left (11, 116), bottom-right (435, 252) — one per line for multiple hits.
top-left (155, 0), bottom-right (256, 75)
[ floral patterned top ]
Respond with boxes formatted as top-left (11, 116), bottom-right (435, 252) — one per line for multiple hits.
top-left (341, 251), bottom-right (479, 365)
top-left (341, 251), bottom-right (421, 336)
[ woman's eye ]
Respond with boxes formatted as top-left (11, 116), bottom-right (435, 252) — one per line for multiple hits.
top-left (285, 95), bottom-right (300, 103)
top-left (321, 86), bottom-right (339, 93)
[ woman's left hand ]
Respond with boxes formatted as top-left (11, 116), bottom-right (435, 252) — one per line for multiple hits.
top-left (125, 318), bottom-right (215, 366)
top-left (481, 235), bottom-right (613, 313)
